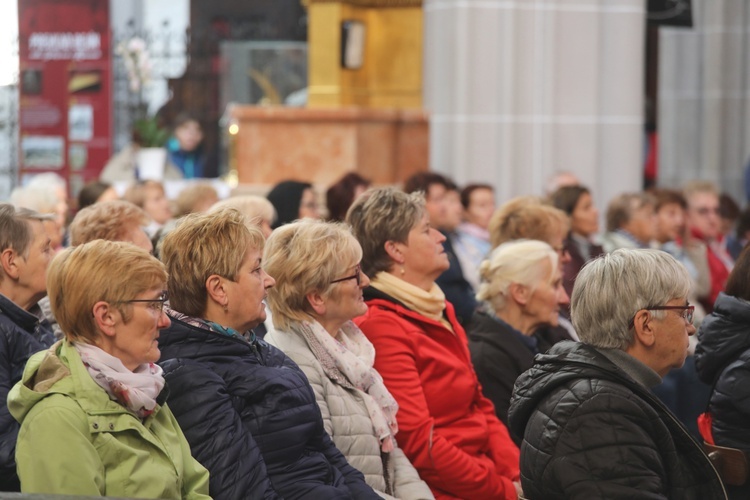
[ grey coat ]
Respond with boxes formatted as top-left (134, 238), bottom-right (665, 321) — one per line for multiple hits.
top-left (266, 325), bottom-right (433, 500)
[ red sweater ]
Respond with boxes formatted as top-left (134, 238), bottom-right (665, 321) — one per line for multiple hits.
top-left (355, 294), bottom-right (520, 500)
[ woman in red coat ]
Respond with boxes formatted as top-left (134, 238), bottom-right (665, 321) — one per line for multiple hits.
top-left (348, 188), bottom-right (520, 500)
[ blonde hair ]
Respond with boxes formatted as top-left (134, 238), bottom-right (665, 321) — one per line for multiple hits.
top-left (161, 208), bottom-right (265, 317)
top-left (489, 196), bottom-right (570, 248)
top-left (209, 195), bottom-right (276, 229)
top-left (173, 182), bottom-right (219, 217)
top-left (683, 180), bottom-right (719, 206)
top-left (264, 219), bottom-right (362, 331)
top-left (69, 200), bottom-right (148, 245)
top-left (477, 240), bottom-right (558, 312)
top-left (347, 187), bottom-right (425, 278)
top-left (47, 240), bottom-right (167, 343)
top-left (122, 180), bottom-right (165, 208)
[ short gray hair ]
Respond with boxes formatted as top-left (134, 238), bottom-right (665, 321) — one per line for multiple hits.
top-left (571, 248), bottom-right (691, 350)
top-left (347, 187), bottom-right (425, 278)
top-left (477, 240), bottom-right (558, 312)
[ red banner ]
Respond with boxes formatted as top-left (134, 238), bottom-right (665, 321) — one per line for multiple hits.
top-left (17, 0), bottom-right (112, 195)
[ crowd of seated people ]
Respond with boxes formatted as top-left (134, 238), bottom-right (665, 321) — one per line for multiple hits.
top-left (3, 169), bottom-right (750, 499)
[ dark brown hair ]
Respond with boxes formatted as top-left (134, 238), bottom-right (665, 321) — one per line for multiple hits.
top-left (549, 185), bottom-right (590, 216)
top-left (725, 244), bottom-right (750, 301)
top-left (326, 172), bottom-right (370, 222)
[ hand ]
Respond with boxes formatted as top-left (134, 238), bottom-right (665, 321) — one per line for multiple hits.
top-left (514, 480), bottom-right (524, 499)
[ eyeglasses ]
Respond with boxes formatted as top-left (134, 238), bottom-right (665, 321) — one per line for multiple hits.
top-left (116, 291), bottom-right (169, 313)
top-left (694, 206), bottom-right (720, 216)
top-left (330, 264), bottom-right (361, 287)
top-left (628, 304), bottom-right (694, 329)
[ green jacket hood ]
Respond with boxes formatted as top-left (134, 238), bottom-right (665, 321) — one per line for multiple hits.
top-left (8, 340), bottom-right (73, 424)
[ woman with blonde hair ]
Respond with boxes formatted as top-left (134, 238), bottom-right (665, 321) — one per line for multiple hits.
top-left (348, 187), bottom-right (521, 500)
top-left (468, 240), bottom-right (568, 430)
top-left (8, 240), bottom-right (209, 498)
top-left (209, 194), bottom-right (276, 237)
top-left (157, 209), bottom-right (379, 500)
top-left (264, 219), bottom-right (433, 500)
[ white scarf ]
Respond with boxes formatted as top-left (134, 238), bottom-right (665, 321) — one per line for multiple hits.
top-left (293, 320), bottom-right (399, 452)
top-left (74, 342), bottom-right (165, 419)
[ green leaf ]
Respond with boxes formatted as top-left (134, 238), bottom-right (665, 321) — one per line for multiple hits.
top-left (133, 116), bottom-right (170, 147)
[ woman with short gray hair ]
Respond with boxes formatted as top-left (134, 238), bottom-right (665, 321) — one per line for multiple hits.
top-left (349, 187), bottom-right (521, 500)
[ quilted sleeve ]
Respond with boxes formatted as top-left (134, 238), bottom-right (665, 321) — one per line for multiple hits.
top-left (533, 388), bottom-right (670, 499)
top-left (161, 360), bottom-right (280, 500)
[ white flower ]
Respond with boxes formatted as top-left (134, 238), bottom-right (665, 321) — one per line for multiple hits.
top-left (117, 37), bottom-right (152, 94)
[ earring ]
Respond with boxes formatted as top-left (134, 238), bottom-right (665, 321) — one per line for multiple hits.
top-left (223, 302), bottom-right (229, 313)
top-left (400, 266), bottom-right (405, 276)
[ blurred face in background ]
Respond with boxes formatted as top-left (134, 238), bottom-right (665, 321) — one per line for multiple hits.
top-left (571, 192), bottom-right (599, 237)
top-left (298, 188), bottom-right (321, 220)
top-left (174, 119), bottom-right (203, 152)
top-left (424, 183), bottom-right (448, 230)
top-left (623, 202), bottom-right (657, 244)
top-left (686, 192), bottom-right (721, 240)
top-left (464, 187), bottom-right (496, 230)
top-left (96, 187), bottom-right (119, 204)
top-left (443, 189), bottom-right (463, 232)
top-left (143, 186), bottom-right (172, 225)
top-left (655, 203), bottom-right (685, 244)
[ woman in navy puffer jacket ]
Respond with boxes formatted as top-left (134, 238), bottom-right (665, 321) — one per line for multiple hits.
top-left (157, 208), bottom-right (378, 500)
top-left (695, 246), bottom-right (750, 500)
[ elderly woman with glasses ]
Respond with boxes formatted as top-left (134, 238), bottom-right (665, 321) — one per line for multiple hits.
top-left (348, 188), bottom-right (521, 500)
top-left (468, 240), bottom-right (569, 432)
top-left (263, 219), bottom-right (433, 500)
top-left (7, 240), bottom-right (210, 498)
top-left (156, 209), bottom-right (379, 500)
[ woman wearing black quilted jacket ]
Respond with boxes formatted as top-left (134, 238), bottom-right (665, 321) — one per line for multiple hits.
top-left (156, 208), bottom-right (379, 500)
top-left (695, 245), bottom-right (750, 499)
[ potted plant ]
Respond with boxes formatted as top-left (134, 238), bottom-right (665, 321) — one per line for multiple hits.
top-left (132, 115), bottom-right (171, 180)
top-left (116, 37), bottom-right (170, 179)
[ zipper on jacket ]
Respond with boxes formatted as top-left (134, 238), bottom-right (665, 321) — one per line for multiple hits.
top-left (250, 339), bottom-right (265, 366)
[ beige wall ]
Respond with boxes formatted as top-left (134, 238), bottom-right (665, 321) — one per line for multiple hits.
top-left (423, 0), bottom-right (645, 208)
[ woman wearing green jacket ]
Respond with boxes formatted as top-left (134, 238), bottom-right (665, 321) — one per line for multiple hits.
top-left (7, 240), bottom-right (210, 499)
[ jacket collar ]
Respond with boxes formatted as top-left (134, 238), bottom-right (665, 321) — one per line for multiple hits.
top-left (363, 286), bottom-right (459, 330)
top-left (0, 292), bottom-right (40, 333)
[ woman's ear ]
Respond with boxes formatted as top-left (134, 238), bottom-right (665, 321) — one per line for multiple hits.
top-left (384, 240), bottom-right (404, 264)
top-left (205, 274), bottom-right (227, 307)
top-left (92, 301), bottom-right (117, 338)
top-left (306, 290), bottom-right (327, 316)
top-left (509, 283), bottom-right (530, 306)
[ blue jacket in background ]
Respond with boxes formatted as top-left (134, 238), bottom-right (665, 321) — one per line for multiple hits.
top-left (435, 232), bottom-right (477, 327)
top-left (0, 293), bottom-right (54, 491)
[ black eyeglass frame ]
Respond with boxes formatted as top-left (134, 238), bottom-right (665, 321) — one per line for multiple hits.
top-left (115, 291), bottom-right (169, 312)
top-left (330, 264), bottom-right (361, 287)
top-left (628, 304), bottom-right (695, 329)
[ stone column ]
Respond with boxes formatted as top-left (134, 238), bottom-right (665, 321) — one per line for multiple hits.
top-left (423, 0), bottom-right (645, 207)
top-left (658, 0), bottom-right (750, 202)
